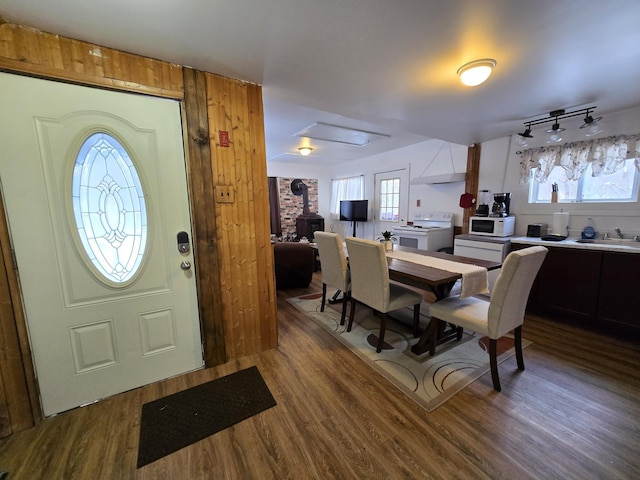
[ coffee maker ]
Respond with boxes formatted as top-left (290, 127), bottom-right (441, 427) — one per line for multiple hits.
top-left (475, 189), bottom-right (492, 217)
top-left (490, 192), bottom-right (511, 217)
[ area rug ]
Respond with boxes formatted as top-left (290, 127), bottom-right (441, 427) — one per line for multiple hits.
top-left (137, 365), bottom-right (277, 467)
top-left (287, 293), bottom-right (530, 412)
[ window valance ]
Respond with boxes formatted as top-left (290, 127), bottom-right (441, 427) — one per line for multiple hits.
top-left (519, 134), bottom-right (640, 184)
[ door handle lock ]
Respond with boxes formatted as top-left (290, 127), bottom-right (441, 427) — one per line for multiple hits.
top-left (177, 231), bottom-right (190, 254)
top-left (180, 261), bottom-right (192, 271)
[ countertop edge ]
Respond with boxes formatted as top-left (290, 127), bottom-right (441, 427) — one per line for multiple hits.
top-left (511, 236), bottom-right (640, 254)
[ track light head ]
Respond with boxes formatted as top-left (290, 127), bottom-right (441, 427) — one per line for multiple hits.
top-left (545, 123), bottom-right (565, 134)
top-left (518, 127), bottom-right (533, 138)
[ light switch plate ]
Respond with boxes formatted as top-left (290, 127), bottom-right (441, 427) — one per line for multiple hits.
top-left (215, 185), bottom-right (235, 203)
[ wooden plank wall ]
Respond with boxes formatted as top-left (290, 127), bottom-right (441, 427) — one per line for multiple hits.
top-left (462, 144), bottom-right (482, 234)
top-left (206, 73), bottom-right (277, 357)
top-left (0, 19), bottom-right (277, 432)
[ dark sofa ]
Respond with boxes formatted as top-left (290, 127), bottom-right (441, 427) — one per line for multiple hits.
top-left (273, 242), bottom-right (315, 289)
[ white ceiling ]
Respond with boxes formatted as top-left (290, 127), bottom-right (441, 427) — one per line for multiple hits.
top-left (2, 0), bottom-right (640, 165)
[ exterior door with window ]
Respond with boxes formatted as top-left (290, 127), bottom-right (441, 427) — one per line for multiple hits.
top-left (0, 73), bottom-right (203, 416)
top-left (374, 169), bottom-right (409, 237)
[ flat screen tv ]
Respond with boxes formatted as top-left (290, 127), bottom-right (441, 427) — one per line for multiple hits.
top-left (339, 199), bottom-right (368, 222)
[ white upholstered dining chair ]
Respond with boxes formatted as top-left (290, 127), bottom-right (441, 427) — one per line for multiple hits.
top-left (314, 232), bottom-right (351, 325)
top-left (428, 245), bottom-right (548, 391)
top-left (345, 237), bottom-right (423, 353)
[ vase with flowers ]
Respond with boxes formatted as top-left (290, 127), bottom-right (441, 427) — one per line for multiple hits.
top-left (376, 230), bottom-right (397, 252)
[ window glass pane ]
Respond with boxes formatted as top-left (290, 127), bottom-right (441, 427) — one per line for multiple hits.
top-left (530, 166), bottom-right (577, 203)
top-left (379, 178), bottom-right (400, 222)
top-left (71, 132), bottom-right (148, 284)
top-left (582, 159), bottom-right (638, 201)
top-left (529, 159), bottom-right (638, 203)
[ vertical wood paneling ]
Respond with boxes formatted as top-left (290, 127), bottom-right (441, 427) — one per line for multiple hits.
top-left (206, 73), bottom-right (277, 358)
top-left (182, 68), bottom-right (227, 367)
top-left (247, 86), bottom-right (278, 348)
top-left (0, 19), bottom-right (278, 432)
top-left (0, 196), bottom-right (38, 434)
top-left (462, 144), bottom-right (481, 233)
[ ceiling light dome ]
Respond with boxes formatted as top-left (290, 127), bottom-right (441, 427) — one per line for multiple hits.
top-left (457, 58), bottom-right (497, 86)
top-left (298, 147), bottom-right (313, 156)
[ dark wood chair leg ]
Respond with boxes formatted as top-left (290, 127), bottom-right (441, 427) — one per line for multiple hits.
top-left (347, 297), bottom-right (357, 332)
top-left (515, 326), bottom-right (525, 371)
top-left (340, 291), bottom-right (349, 325)
top-left (428, 318), bottom-right (440, 356)
top-left (376, 312), bottom-right (388, 353)
top-left (412, 303), bottom-right (420, 338)
top-left (489, 338), bottom-right (501, 392)
top-left (321, 283), bottom-right (327, 312)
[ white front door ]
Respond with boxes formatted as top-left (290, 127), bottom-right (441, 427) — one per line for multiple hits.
top-left (0, 73), bottom-right (203, 416)
top-left (374, 168), bottom-right (409, 237)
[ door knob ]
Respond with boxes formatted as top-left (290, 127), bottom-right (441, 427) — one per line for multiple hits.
top-left (180, 261), bottom-right (191, 271)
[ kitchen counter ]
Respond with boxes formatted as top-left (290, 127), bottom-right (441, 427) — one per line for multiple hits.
top-left (511, 236), bottom-right (640, 254)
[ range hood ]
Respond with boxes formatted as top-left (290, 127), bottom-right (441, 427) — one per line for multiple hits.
top-left (411, 141), bottom-right (466, 185)
top-left (410, 172), bottom-right (467, 185)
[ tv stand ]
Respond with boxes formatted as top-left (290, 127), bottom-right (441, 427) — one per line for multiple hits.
top-left (352, 221), bottom-right (358, 238)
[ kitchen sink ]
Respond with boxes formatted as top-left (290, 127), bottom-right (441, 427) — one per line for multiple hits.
top-left (575, 238), bottom-right (640, 247)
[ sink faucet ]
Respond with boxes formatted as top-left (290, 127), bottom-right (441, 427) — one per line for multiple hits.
top-left (614, 228), bottom-right (624, 239)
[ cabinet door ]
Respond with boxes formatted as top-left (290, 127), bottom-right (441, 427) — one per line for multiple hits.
top-left (598, 252), bottom-right (640, 329)
top-left (533, 247), bottom-right (602, 322)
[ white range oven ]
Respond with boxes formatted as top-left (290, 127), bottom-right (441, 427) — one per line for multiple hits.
top-left (392, 212), bottom-right (454, 251)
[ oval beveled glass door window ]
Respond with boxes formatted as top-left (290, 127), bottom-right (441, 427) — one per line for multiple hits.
top-left (71, 132), bottom-right (148, 285)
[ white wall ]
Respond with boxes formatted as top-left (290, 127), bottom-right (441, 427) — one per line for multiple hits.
top-left (268, 104), bottom-right (640, 241)
top-left (267, 139), bottom-right (469, 240)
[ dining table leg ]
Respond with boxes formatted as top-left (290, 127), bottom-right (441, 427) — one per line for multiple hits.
top-left (410, 280), bottom-right (459, 355)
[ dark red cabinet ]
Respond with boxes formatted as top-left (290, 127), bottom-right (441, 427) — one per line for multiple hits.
top-left (512, 243), bottom-right (640, 335)
top-left (598, 252), bottom-right (640, 329)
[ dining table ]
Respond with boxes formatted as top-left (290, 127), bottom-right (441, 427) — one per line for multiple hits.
top-left (385, 246), bottom-right (502, 355)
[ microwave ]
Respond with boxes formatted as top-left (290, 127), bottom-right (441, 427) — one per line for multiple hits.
top-left (469, 216), bottom-right (515, 237)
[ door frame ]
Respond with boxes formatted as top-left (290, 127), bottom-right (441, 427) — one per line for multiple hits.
top-left (373, 165), bottom-right (410, 236)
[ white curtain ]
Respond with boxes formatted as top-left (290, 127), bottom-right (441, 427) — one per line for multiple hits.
top-left (330, 175), bottom-right (364, 217)
top-left (519, 134), bottom-right (639, 184)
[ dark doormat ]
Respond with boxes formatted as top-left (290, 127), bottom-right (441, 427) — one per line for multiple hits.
top-left (137, 365), bottom-right (277, 468)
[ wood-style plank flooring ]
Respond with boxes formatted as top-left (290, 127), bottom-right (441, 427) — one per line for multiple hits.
top-left (1, 273), bottom-right (639, 479)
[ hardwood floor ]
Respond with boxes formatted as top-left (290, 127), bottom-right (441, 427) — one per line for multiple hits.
top-left (1, 273), bottom-right (639, 479)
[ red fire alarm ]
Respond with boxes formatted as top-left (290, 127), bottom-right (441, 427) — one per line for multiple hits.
top-left (219, 130), bottom-right (230, 147)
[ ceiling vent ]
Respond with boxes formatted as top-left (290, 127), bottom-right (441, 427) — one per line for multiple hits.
top-left (295, 122), bottom-right (389, 146)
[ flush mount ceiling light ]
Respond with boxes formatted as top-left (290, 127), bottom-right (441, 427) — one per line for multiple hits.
top-left (298, 147), bottom-right (313, 157)
top-left (515, 106), bottom-right (604, 144)
top-left (457, 58), bottom-right (497, 86)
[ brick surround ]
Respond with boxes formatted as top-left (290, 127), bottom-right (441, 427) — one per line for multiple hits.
top-left (277, 177), bottom-right (319, 239)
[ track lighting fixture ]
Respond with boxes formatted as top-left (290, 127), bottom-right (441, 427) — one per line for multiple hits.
top-left (515, 106), bottom-right (604, 144)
